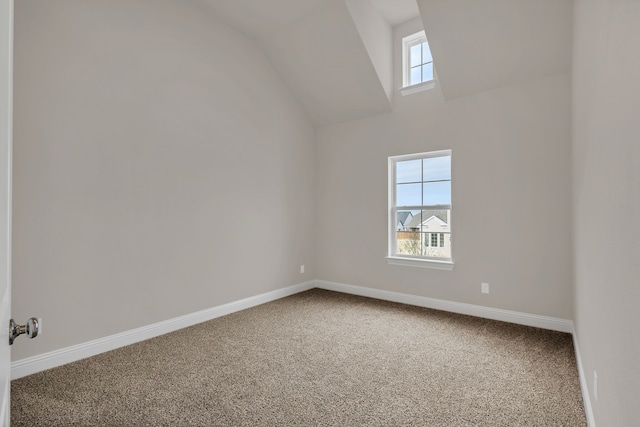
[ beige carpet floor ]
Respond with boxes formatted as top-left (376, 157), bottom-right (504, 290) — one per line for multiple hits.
top-left (11, 289), bottom-right (587, 426)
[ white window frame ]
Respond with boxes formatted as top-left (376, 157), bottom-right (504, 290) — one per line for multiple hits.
top-left (401, 30), bottom-right (435, 96)
top-left (387, 150), bottom-right (453, 270)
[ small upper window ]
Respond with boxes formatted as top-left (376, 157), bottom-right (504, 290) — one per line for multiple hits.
top-left (401, 31), bottom-right (435, 95)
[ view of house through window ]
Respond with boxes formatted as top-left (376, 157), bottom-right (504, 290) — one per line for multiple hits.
top-left (389, 150), bottom-right (452, 261)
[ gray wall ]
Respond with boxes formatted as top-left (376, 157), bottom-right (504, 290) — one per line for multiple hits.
top-left (15, 6), bottom-right (640, 425)
top-left (573, 0), bottom-right (640, 425)
top-left (315, 19), bottom-right (574, 319)
top-left (11, 0), bottom-right (316, 361)
top-left (12, 3), bottom-right (574, 361)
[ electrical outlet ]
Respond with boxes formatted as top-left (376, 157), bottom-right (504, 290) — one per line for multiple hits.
top-left (594, 371), bottom-right (598, 401)
top-left (481, 282), bottom-right (490, 294)
top-left (300, 265), bottom-right (305, 274)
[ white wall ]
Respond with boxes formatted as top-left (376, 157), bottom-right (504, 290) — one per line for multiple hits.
top-left (573, 0), bottom-right (640, 425)
top-left (13, 2), bottom-right (640, 423)
top-left (315, 18), bottom-right (574, 319)
top-left (9, 2), bottom-right (595, 391)
top-left (11, 0), bottom-right (316, 361)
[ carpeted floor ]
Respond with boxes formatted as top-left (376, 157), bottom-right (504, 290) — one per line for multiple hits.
top-left (11, 289), bottom-right (587, 426)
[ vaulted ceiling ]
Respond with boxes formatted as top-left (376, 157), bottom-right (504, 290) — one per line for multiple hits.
top-left (193, 0), bottom-right (572, 126)
top-left (418, 0), bottom-right (573, 100)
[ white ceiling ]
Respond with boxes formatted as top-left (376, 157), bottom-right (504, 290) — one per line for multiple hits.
top-left (195, 0), bottom-right (419, 37)
top-left (192, 0), bottom-right (573, 125)
top-left (261, 0), bottom-right (392, 125)
top-left (370, 0), bottom-right (420, 26)
top-left (193, 0), bottom-right (327, 38)
top-left (193, 0), bottom-right (399, 125)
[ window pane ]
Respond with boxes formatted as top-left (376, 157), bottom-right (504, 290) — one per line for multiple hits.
top-left (396, 183), bottom-right (422, 206)
top-left (406, 209), bottom-right (451, 234)
top-left (410, 44), bottom-right (422, 67)
top-left (395, 210), bottom-right (418, 231)
top-left (422, 42), bottom-right (433, 63)
top-left (420, 209), bottom-right (451, 258)
top-left (424, 232), bottom-right (451, 258)
top-left (391, 150), bottom-right (452, 261)
top-left (396, 159), bottom-right (422, 183)
top-left (410, 66), bottom-right (422, 85)
top-left (423, 181), bottom-right (451, 205)
top-left (422, 62), bottom-right (434, 82)
top-left (421, 233), bottom-right (429, 255)
top-left (396, 231), bottom-right (421, 256)
top-left (422, 156), bottom-right (451, 181)
top-left (420, 209), bottom-right (449, 230)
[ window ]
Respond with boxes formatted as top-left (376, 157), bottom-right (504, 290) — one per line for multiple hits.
top-left (387, 150), bottom-right (452, 269)
top-left (401, 31), bottom-right (435, 95)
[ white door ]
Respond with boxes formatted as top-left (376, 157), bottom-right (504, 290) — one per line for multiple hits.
top-left (0, 0), bottom-right (12, 425)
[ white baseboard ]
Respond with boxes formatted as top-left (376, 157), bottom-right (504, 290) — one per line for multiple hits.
top-left (12, 279), bottom-right (591, 425)
top-left (11, 279), bottom-right (576, 378)
top-left (573, 333), bottom-right (596, 427)
top-left (314, 280), bottom-right (574, 333)
top-left (313, 281), bottom-right (595, 423)
top-left (11, 281), bottom-right (315, 380)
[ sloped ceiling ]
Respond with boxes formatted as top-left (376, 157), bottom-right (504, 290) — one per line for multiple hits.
top-left (193, 0), bottom-right (572, 124)
top-left (417, 0), bottom-right (573, 99)
top-left (195, 0), bottom-right (418, 126)
top-left (370, 0), bottom-right (420, 26)
top-left (193, 0), bottom-right (329, 38)
top-left (261, 0), bottom-right (391, 126)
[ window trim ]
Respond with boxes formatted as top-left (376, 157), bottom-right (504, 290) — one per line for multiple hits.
top-left (401, 30), bottom-right (435, 96)
top-left (387, 150), bottom-right (453, 270)
top-left (386, 256), bottom-right (454, 270)
top-left (400, 80), bottom-right (435, 96)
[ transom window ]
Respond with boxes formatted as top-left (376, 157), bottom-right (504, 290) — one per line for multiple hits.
top-left (402, 30), bottom-right (434, 93)
top-left (388, 150), bottom-right (452, 269)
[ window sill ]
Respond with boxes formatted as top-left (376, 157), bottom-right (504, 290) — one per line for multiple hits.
top-left (386, 256), bottom-right (454, 270)
top-left (400, 80), bottom-right (435, 96)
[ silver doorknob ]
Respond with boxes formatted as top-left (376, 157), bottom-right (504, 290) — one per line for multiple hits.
top-left (9, 317), bottom-right (39, 345)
